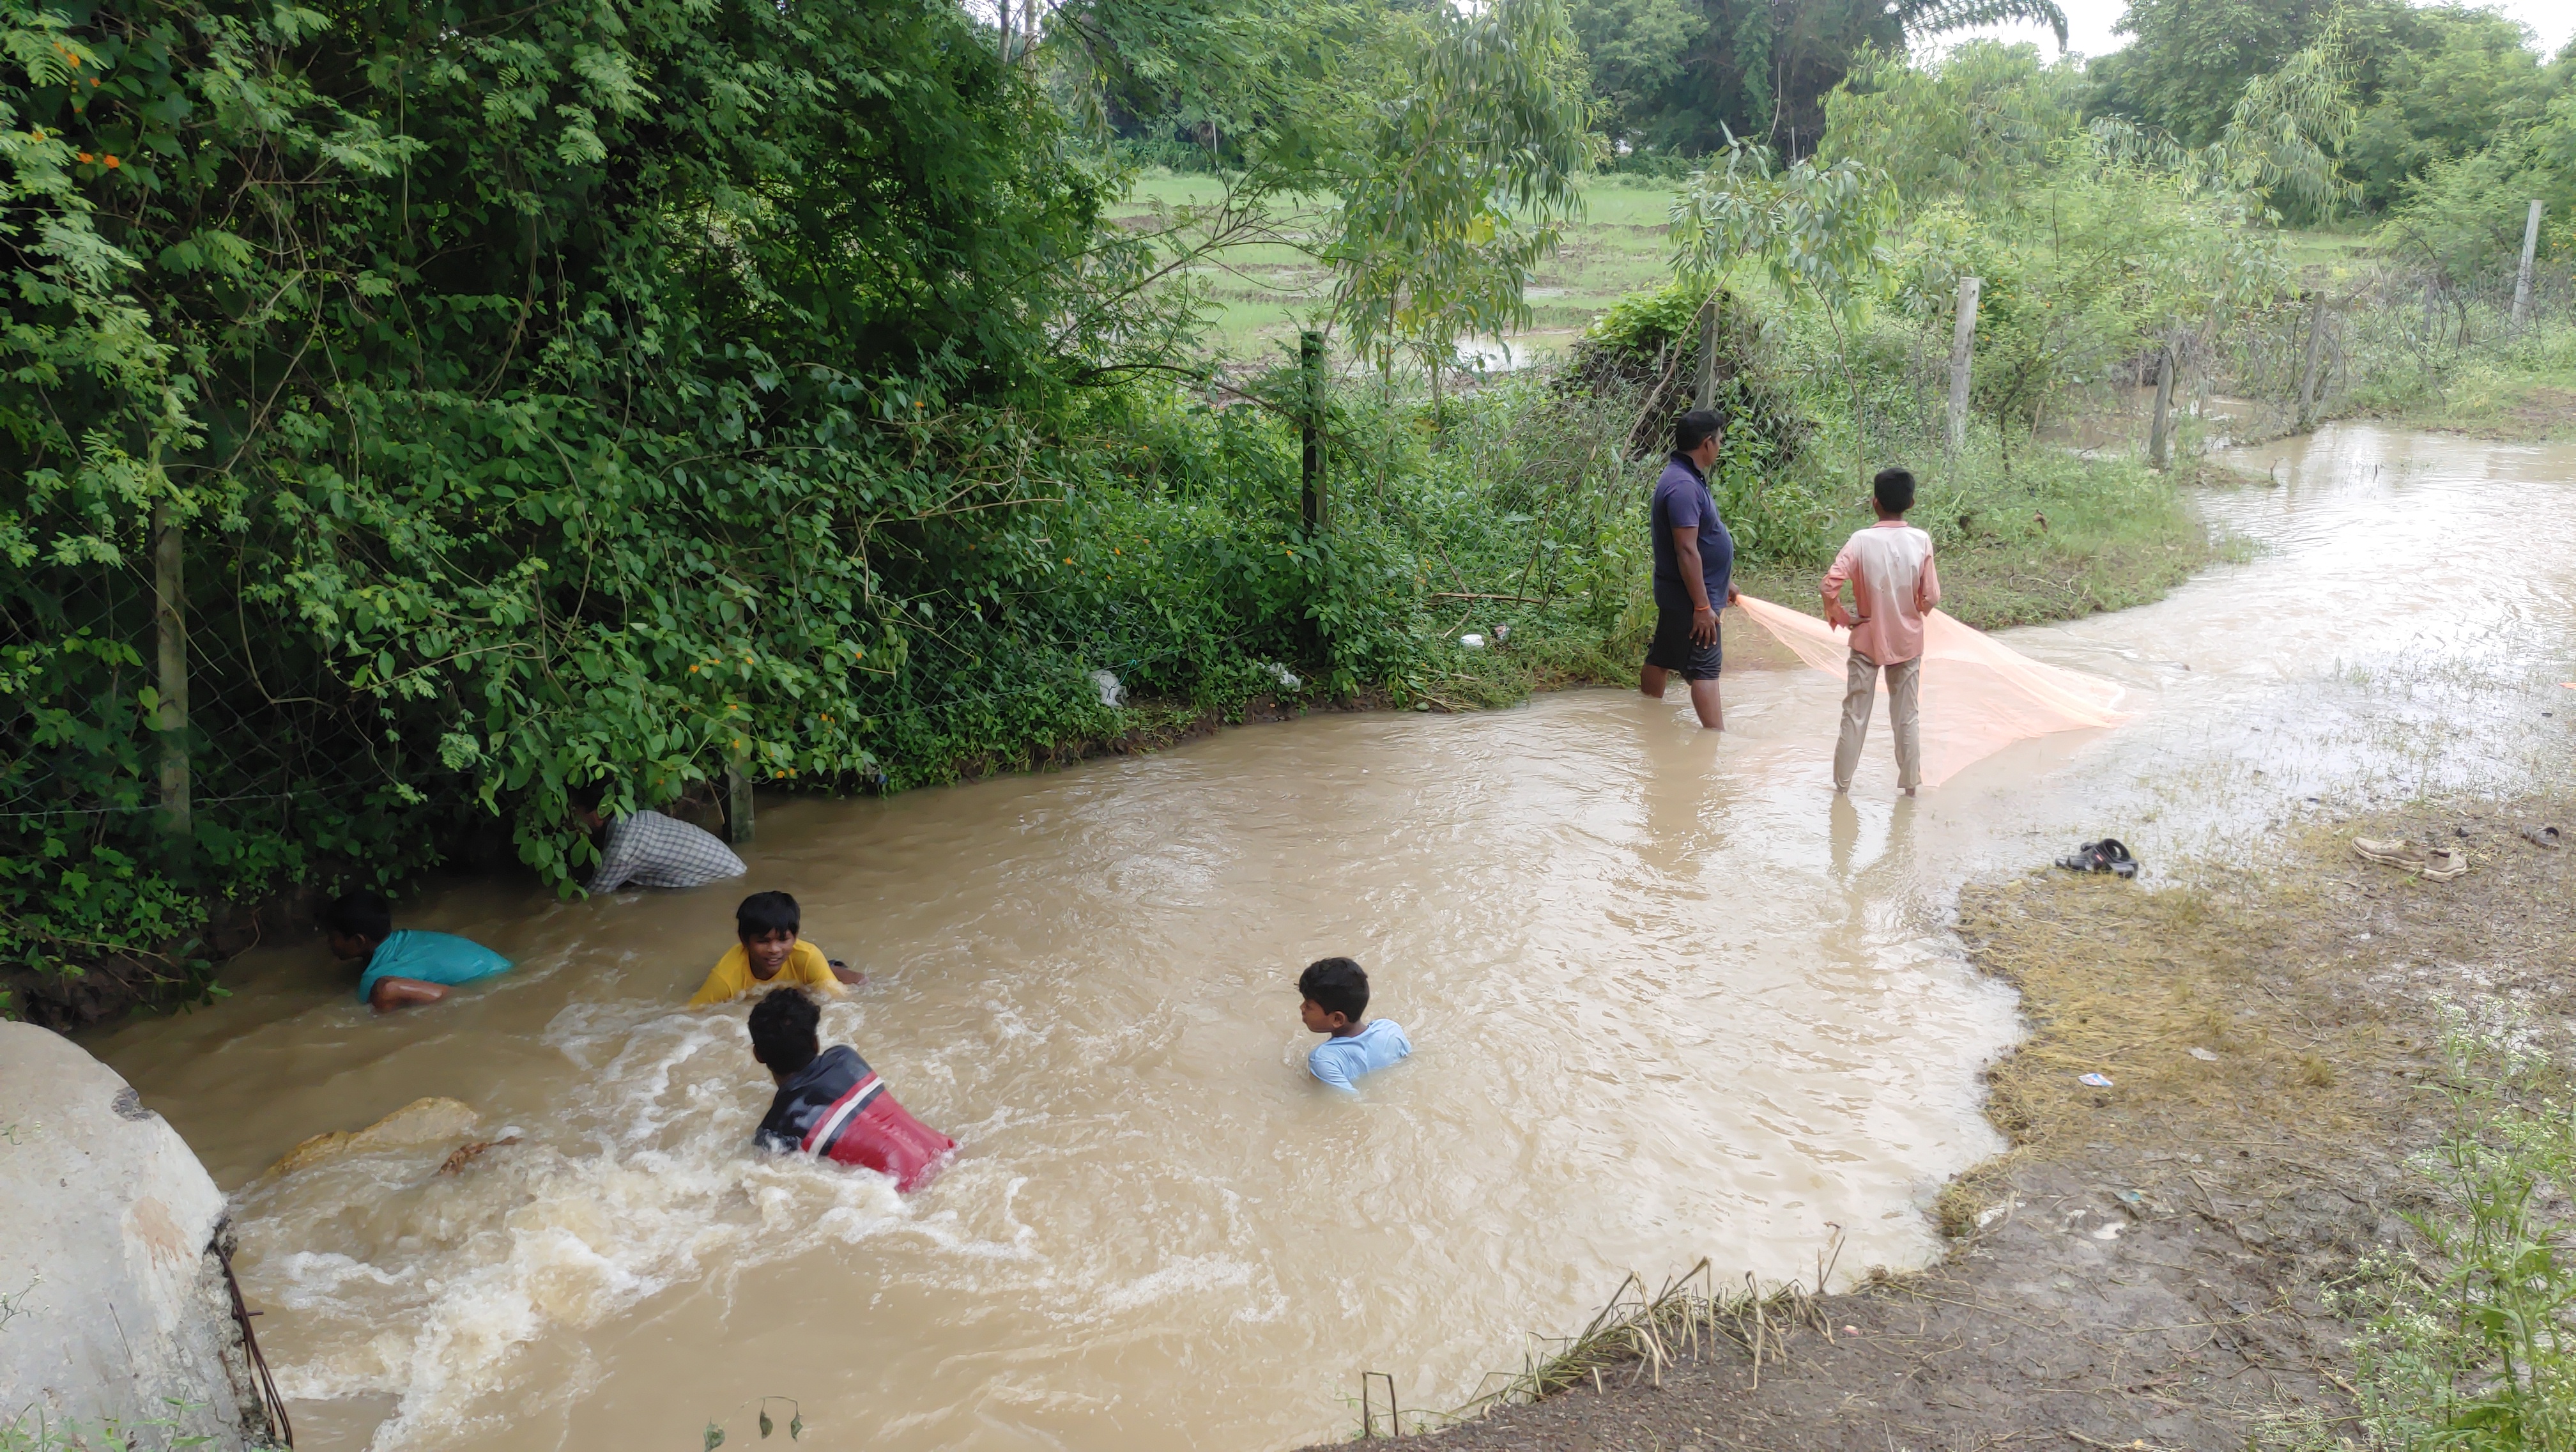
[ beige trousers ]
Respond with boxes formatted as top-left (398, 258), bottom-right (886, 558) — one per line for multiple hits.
top-left (1834, 651), bottom-right (1922, 791)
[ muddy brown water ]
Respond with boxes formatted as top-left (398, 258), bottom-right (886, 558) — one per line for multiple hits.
top-left (83, 425), bottom-right (2576, 1451)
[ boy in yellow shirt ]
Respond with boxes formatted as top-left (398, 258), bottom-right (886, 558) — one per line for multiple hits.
top-left (688, 892), bottom-right (866, 1006)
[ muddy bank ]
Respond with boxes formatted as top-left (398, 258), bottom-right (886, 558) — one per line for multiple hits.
top-left (1364, 792), bottom-right (2576, 1451)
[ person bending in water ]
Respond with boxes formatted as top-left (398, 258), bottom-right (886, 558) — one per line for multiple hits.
top-left (1640, 408), bottom-right (1740, 730)
top-left (1300, 957), bottom-right (1411, 1093)
top-left (1823, 466), bottom-right (1942, 797)
top-left (689, 890), bottom-right (865, 1006)
top-left (748, 987), bottom-right (954, 1191)
top-left (573, 782), bottom-right (745, 895)
top-left (324, 890), bottom-right (513, 1012)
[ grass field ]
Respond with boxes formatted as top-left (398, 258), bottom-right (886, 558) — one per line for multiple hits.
top-left (1110, 171), bottom-right (1683, 365)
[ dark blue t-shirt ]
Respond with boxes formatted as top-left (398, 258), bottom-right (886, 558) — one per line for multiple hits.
top-left (1650, 454), bottom-right (1733, 606)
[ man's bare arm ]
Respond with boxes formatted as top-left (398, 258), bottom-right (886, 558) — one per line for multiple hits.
top-left (369, 977), bottom-right (451, 1012)
top-left (1671, 527), bottom-right (1718, 645)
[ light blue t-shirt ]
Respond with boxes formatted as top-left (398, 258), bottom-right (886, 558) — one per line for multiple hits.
top-left (356, 930), bottom-right (512, 1003)
top-left (1307, 1019), bottom-right (1412, 1092)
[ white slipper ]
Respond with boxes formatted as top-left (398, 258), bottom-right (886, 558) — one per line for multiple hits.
top-left (2354, 837), bottom-right (2467, 881)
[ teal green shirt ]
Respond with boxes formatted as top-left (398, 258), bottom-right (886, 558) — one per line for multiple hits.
top-left (356, 930), bottom-right (512, 1003)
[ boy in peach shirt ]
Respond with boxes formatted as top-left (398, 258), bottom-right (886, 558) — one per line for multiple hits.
top-left (1821, 467), bottom-right (1942, 796)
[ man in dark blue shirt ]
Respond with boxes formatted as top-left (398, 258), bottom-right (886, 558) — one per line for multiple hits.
top-left (1643, 408), bottom-right (1737, 729)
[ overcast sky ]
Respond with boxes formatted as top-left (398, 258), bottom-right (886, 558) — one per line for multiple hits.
top-left (1939, 0), bottom-right (2575, 64)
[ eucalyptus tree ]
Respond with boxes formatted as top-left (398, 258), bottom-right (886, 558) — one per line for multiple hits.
top-left (1322, 0), bottom-right (1596, 416)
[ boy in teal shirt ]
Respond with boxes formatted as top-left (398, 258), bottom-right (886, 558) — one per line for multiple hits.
top-left (325, 890), bottom-right (512, 1012)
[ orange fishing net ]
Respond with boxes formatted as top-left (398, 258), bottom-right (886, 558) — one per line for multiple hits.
top-left (1735, 594), bottom-right (2131, 787)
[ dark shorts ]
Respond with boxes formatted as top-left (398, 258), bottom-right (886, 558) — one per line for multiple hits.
top-left (1646, 585), bottom-right (1723, 681)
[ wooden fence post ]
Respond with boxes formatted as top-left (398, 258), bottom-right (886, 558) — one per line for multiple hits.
top-left (151, 500), bottom-right (190, 842)
top-left (2513, 199), bottom-right (2543, 326)
top-left (2296, 292), bottom-right (2329, 432)
top-left (2147, 339), bottom-right (2175, 471)
top-left (1299, 330), bottom-right (1326, 533)
top-left (1692, 298), bottom-right (1720, 412)
top-left (725, 755), bottom-right (754, 846)
top-left (1945, 277), bottom-right (1981, 452)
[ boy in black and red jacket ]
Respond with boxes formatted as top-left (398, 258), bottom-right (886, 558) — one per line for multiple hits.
top-left (746, 987), bottom-right (954, 1191)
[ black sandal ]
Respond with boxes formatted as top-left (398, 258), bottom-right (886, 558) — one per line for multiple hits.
top-left (2055, 838), bottom-right (2139, 878)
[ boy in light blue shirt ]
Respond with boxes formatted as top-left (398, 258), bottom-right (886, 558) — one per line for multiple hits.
top-left (1299, 957), bottom-right (1411, 1092)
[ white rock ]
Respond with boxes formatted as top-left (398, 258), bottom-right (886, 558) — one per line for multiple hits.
top-left (1088, 668), bottom-right (1125, 709)
top-left (1459, 634), bottom-right (1486, 649)
top-left (0, 1021), bottom-right (282, 1448)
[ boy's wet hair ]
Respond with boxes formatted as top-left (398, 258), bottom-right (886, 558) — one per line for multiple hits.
top-left (322, 889), bottom-right (393, 944)
top-left (747, 987), bottom-right (822, 1076)
top-left (736, 890), bottom-right (801, 940)
top-left (1674, 408), bottom-right (1724, 456)
top-left (1873, 467), bottom-right (1917, 514)
top-left (1299, 957), bottom-right (1370, 1022)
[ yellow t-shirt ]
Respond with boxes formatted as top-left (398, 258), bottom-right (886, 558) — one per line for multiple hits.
top-left (687, 939), bottom-right (845, 1007)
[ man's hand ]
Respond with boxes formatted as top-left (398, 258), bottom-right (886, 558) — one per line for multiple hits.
top-left (1726, 583), bottom-right (1740, 605)
top-left (1824, 598), bottom-right (1852, 631)
top-left (1690, 605), bottom-right (1719, 645)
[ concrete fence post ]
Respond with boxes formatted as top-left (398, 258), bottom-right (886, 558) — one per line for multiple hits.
top-left (1946, 276), bottom-right (1981, 452)
top-left (2513, 199), bottom-right (2543, 326)
top-left (151, 499), bottom-right (190, 842)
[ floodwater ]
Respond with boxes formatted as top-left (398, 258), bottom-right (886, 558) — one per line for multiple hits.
top-left (88, 424), bottom-right (2576, 1452)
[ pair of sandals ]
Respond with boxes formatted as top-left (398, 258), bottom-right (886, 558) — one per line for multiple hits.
top-left (2056, 838), bottom-right (2139, 879)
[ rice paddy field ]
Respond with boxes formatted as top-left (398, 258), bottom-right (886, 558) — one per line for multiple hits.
top-left (1108, 171), bottom-right (1685, 365)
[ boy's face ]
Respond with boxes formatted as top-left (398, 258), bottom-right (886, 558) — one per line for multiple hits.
top-left (326, 931), bottom-right (376, 963)
top-left (1300, 998), bottom-right (1351, 1035)
top-left (744, 927), bottom-right (798, 977)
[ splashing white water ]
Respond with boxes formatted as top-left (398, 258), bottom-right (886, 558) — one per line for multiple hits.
top-left (233, 999), bottom-right (1012, 1449)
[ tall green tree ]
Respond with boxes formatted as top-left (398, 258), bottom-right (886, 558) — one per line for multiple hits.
top-left (1571, 0), bottom-right (2067, 162)
top-left (2090, 0), bottom-right (2560, 213)
top-left (0, 0), bottom-right (1183, 936)
top-left (1325, 0), bottom-right (1596, 394)
top-left (2343, 7), bottom-right (2559, 210)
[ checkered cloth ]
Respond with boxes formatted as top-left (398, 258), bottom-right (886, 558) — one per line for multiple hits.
top-left (586, 808), bottom-right (746, 894)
